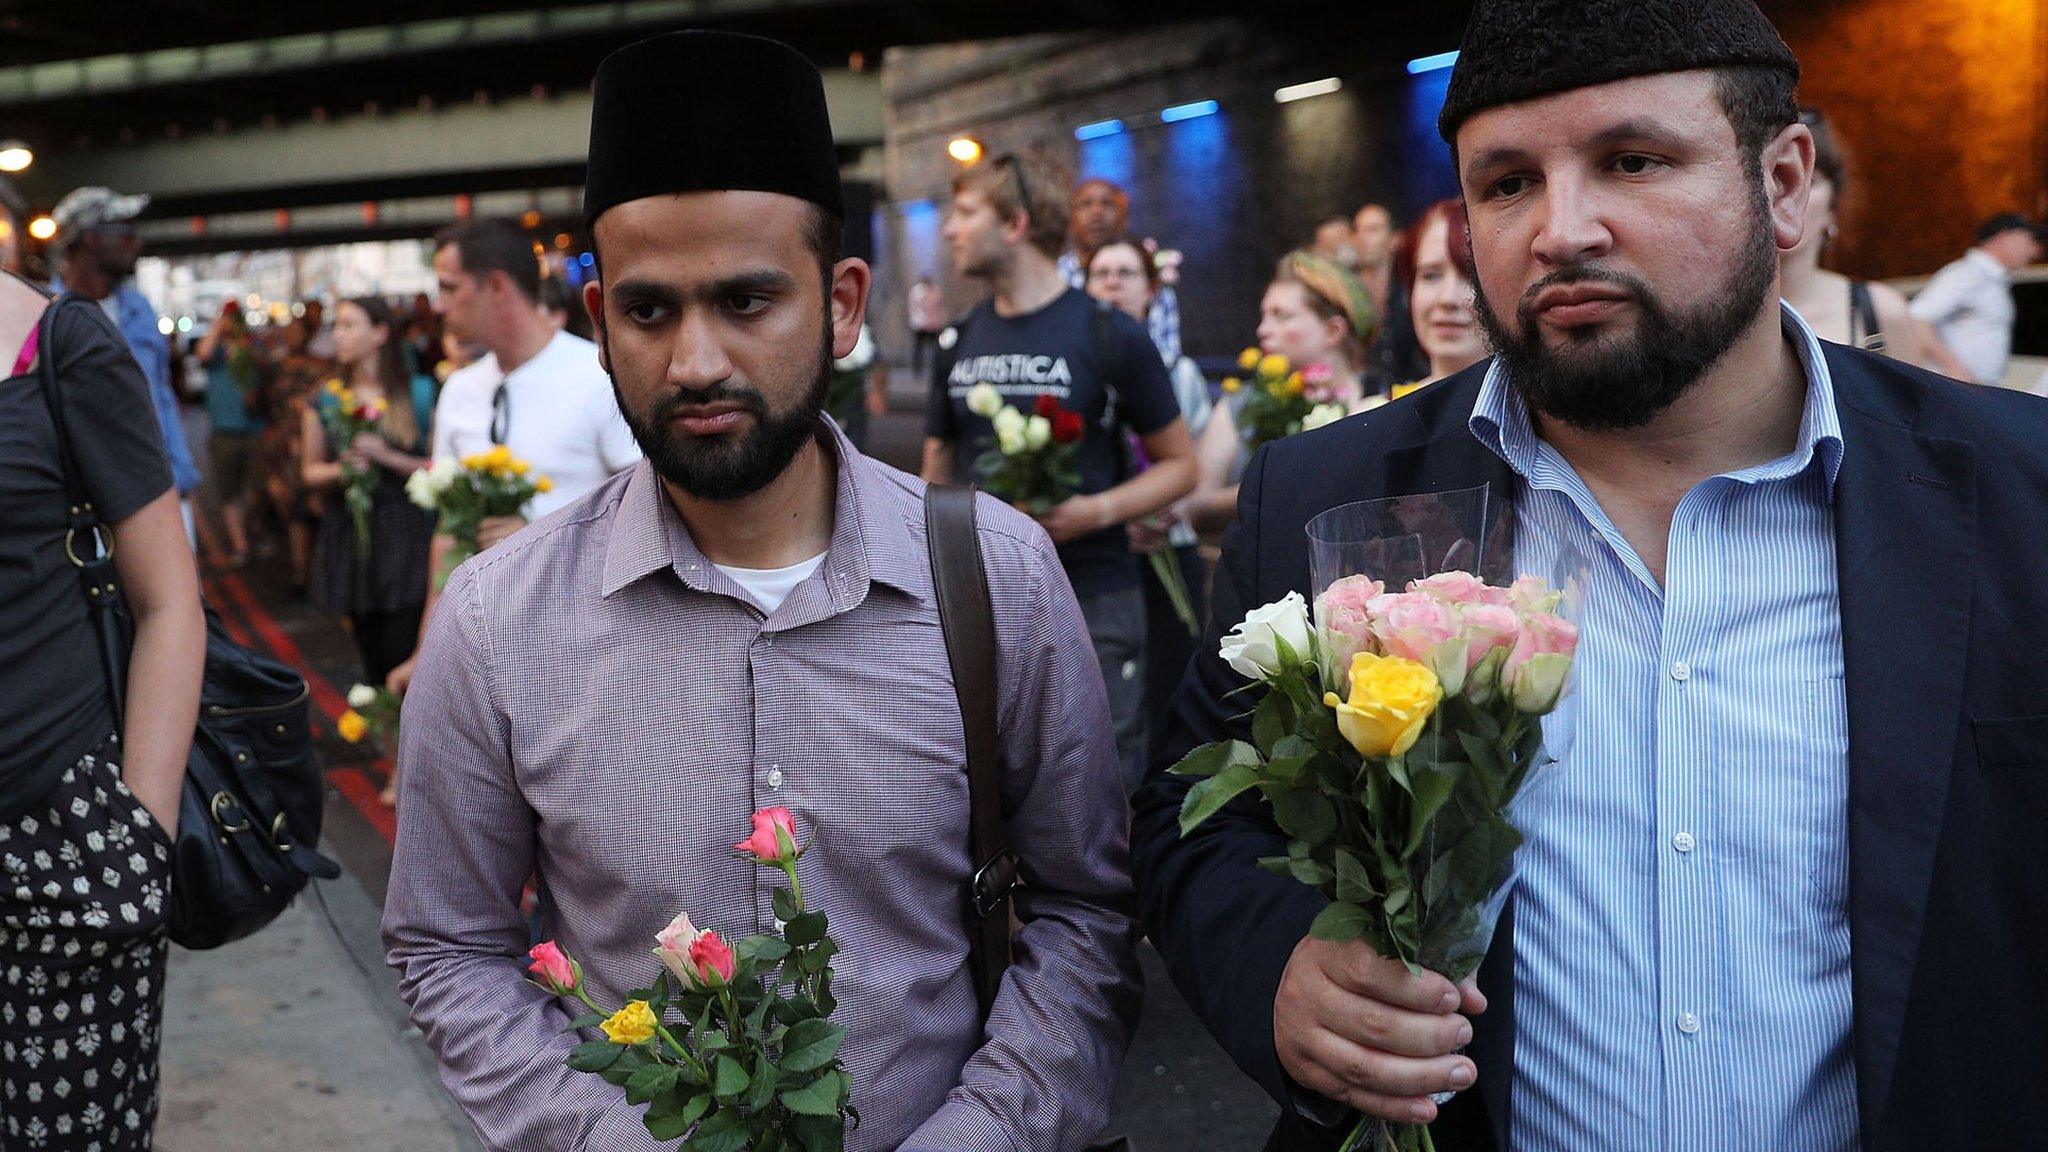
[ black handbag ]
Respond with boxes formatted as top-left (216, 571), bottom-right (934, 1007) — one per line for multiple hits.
top-left (925, 484), bottom-right (1136, 1152)
top-left (35, 292), bottom-right (340, 951)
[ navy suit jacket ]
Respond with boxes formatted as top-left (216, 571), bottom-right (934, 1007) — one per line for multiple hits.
top-left (1131, 344), bottom-right (2048, 1150)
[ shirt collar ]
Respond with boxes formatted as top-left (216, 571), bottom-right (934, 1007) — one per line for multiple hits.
top-left (1470, 299), bottom-right (1844, 497)
top-left (600, 417), bottom-right (927, 607)
top-left (1966, 247), bottom-right (2011, 281)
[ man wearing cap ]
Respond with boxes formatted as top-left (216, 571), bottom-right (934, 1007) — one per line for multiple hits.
top-left (51, 187), bottom-right (202, 540)
top-left (1907, 213), bottom-right (2044, 386)
top-left (1134, 1), bottom-right (2048, 1149)
top-left (382, 29), bottom-right (1140, 1152)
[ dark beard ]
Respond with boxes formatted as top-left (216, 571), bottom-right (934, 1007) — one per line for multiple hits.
top-left (1473, 183), bottom-right (1779, 431)
top-left (611, 323), bottom-right (834, 502)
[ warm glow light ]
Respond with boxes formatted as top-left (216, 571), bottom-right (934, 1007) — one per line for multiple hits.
top-left (520, 209), bottom-right (543, 229)
top-left (947, 137), bottom-right (983, 164)
top-left (244, 293), bottom-right (262, 310)
top-left (26, 215), bottom-right (56, 241)
top-left (0, 143), bottom-right (32, 172)
top-left (1274, 78), bottom-right (1342, 104)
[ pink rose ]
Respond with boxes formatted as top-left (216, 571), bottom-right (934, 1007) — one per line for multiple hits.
top-left (1368, 591), bottom-right (1458, 663)
top-left (1316, 576), bottom-right (1385, 689)
top-left (654, 912), bottom-right (709, 989)
top-left (689, 930), bottom-right (737, 988)
top-left (1410, 571), bottom-right (1510, 606)
top-left (1509, 574), bottom-right (1561, 613)
top-left (733, 806), bottom-right (800, 864)
top-left (1505, 610), bottom-right (1579, 668)
top-left (527, 940), bottom-right (579, 995)
top-left (1458, 603), bottom-right (1522, 668)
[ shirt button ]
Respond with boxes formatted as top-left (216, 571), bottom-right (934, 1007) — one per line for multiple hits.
top-left (1673, 832), bottom-right (1695, 854)
top-left (1670, 660), bottom-right (1691, 682)
top-left (767, 767), bottom-right (783, 789)
top-left (1677, 1012), bottom-right (1702, 1035)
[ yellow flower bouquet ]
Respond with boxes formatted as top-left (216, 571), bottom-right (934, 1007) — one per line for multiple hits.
top-left (320, 379), bottom-right (389, 567)
top-left (405, 444), bottom-right (554, 587)
top-left (1169, 488), bottom-right (1584, 1152)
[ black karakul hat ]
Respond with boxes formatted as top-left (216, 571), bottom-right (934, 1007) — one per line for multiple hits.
top-left (584, 30), bottom-right (843, 227)
top-left (1438, 0), bottom-right (1800, 143)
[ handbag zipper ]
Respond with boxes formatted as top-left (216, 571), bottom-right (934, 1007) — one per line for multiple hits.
top-left (204, 683), bottom-right (310, 717)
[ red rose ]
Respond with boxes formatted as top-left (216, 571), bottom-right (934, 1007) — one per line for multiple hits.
top-left (1034, 394), bottom-right (1061, 419)
top-left (1052, 410), bottom-right (1085, 444)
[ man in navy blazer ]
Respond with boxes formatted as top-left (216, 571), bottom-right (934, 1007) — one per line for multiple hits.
top-left (1133, 1), bottom-right (2048, 1149)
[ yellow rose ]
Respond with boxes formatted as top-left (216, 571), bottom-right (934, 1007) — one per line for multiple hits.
top-left (336, 711), bottom-right (368, 743)
top-left (1324, 651), bottom-right (1442, 758)
top-left (1258, 353), bottom-right (1290, 380)
top-left (323, 379), bottom-right (345, 396)
top-left (487, 444), bottom-right (513, 467)
top-left (1392, 381), bottom-right (1425, 400)
top-left (534, 475), bottom-right (555, 494)
top-left (509, 458), bottom-right (531, 476)
top-left (601, 999), bottom-right (657, 1046)
top-left (336, 388), bottom-right (357, 410)
top-left (1282, 371), bottom-right (1305, 396)
top-left (1237, 347), bottom-right (1262, 371)
top-left (1221, 377), bottom-right (1242, 394)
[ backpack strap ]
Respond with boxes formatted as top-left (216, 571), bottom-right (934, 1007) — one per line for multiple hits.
top-left (923, 483), bottom-right (1017, 1017)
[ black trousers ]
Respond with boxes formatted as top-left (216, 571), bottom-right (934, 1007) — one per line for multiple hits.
top-left (349, 606), bottom-right (424, 687)
top-left (0, 735), bottom-right (173, 1151)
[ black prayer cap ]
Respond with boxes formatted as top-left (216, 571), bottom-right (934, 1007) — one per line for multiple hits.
top-left (584, 30), bottom-right (843, 228)
top-left (1438, 0), bottom-right (1799, 143)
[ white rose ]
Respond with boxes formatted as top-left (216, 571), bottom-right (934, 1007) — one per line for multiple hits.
top-left (346, 684), bottom-right (378, 709)
top-left (1217, 592), bottom-right (1315, 681)
top-left (1025, 414), bottom-right (1051, 450)
top-left (405, 468), bottom-right (436, 510)
top-left (1301, 403), bottom-right (1346, 432)
top-left (992, 405), bottom-right (1027, 454)
top-left (966, 383), bottom-right (1004, 419)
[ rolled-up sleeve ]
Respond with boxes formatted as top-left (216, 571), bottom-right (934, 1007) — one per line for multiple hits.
top-left (380, 567), bottom-right (652, 1151)
top-left (899, 512), bottom-right (1144, 1152)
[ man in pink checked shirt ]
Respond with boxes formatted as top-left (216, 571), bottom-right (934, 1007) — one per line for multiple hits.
top-left (380, 29), bottom-right (1141, 1152)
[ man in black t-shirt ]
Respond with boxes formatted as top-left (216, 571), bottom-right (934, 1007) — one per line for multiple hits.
top-left (922, 153), bottom-right (1195, 790)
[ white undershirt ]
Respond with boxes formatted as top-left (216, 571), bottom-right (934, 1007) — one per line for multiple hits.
top-left (714, 553), bottom-right (827, 614)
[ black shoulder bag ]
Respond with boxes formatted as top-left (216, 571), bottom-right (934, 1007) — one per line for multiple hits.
top-left (924, 484), bottom-right (1134, 1152)
top-left (36, 293), bottom-right (340, 951)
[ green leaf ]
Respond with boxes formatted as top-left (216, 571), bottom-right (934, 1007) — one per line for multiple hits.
top-left (745, 1049), bottom-right (780, 1110)
top-left (1309, 901), bottom-right (1372, 941)
top-left (599, 1047), bottom-right (649, 1087)
top-left (685, 1108), bottom-right (750, 1152)
top-left (1256, 854), bottom-right (1295, 878)
top-left (799, 938), bottom-right (839, 975)
top-left (1286, 856), bottom-right (1334, 886)
top-left (711, 1053), bottom-right (750, 1099)
top-left (567, 1041), bottom-right (622, 1073)
top-left (1269, 788), bottom-right (1337, 845)
top-left (563, 1013), bottom-right (607, 1031)
top-left (1251, 690), bottom-right (1289, 757)
top-left (645, 1109), bottom-right (692, 1142)
top-left (773, 886), bottom-right (801, 924)
top-left (1177, 763), bottom-right (1262, 836)
top-left (784, 911), bottom-right (828, 948)
top-left (1333, 849), bottom-right (1378, 905)
top-left (789, 1113), bottom-right (847, 1152)
top-left (696, 1029), bottom-right (730, 1052)
top-left (1168, 740), bottom-right (1245, 779)
top-left (1405, 759), bottom-right (1463, 856)
top-left (738, 935), bottom-right (792, 965)
top-left (781, 1069), bottom-right (848, 1116)
top-left (779, 1018), bottom-right (846, 1073)
top-left (626, 1064), bottom-right (680, 1105)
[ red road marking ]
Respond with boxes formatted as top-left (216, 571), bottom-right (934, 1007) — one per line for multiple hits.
top-left (209, 571), bottom-right (397, 846)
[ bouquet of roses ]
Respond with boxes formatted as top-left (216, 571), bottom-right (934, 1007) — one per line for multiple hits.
top-left (336, 683), bottom-right (401, 746)
top-left (1224, 349), bottom-right (1378, 448)
top-left (406, 443), bottom-right (554, 587)
top-left (321, 379), bottom-right (388, 564)
top-left (1170, 492), bottom-right (1581, 1152)
top-left (963, 383), bottom-right (1084, 515)
top-left (529, 807), bottom-right (855, 1152)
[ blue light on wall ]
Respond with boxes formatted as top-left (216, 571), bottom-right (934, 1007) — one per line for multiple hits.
top-left (1407, 51), bottom-right (1460, 75)
top-left (1074, 118), bottom-right (1125, 141)
top-left (1159, 100), bottom-right (1219, 123)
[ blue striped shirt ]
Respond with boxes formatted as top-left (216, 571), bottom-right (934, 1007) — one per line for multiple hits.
top-left (1469, 303), bottom-right (1859, 1150)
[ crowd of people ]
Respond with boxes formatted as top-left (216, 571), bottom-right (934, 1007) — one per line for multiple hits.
top-left (3, 0), bottom-right (2046, 1149)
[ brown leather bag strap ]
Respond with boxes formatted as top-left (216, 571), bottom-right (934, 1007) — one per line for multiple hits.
top-left (923, 483), bottom-right (1018, 1017)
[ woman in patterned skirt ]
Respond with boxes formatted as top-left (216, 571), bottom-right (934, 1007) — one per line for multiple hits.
top-left (0, 270), bottom-right (205, 1150)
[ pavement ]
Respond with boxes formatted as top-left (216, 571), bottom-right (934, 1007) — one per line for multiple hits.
top-left (160, 401), bottom-right (1279, 1151)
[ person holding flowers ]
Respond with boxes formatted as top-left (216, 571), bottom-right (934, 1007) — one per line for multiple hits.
top-left (923, 151), bottom-right (1195, 790)
top-left (1134, 1), bottom-right (2048, 1149)
top-left (1184, 251), bottom-right (1380, 539)
top-left (383, 31), bottom-right (1140, 1152)
top-left (299, 295), bottom-right (437, 701)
